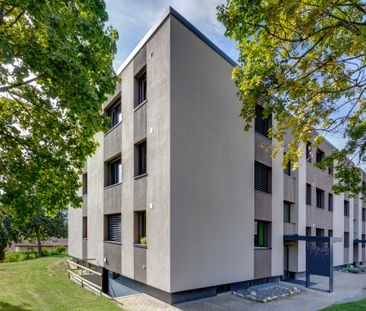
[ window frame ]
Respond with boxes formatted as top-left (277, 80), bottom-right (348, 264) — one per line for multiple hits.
top-left (254, 105), bottom-right (272, 139)
top-left (82, 216), bottom-right (87, 239)
top-left (106, 100), bottom-right (122, 129)
top-left (137, 72), bottom-right (147, 106)
top-left (328, 193), bottom-right (333, 212)
top-left (306, 183), bottom-right (312, 206)
top-left (135, 141), bottom-right (147, 177)
top-left (344, 200), bottom-right (350, 217)
top-left (106, 214), bottom-right (121, 243)
top-left (135, 211), bottom-right (147, 246)
top-left (254, 161), bottom-right (272, 194)
top-left (106, 157), bottom-right (122, 186)
top-left (316, 148), bottom-right (325, 163)
top-left (283, 201), bottom-right (291, 223)
top-left (254, 220), bottom-right (271, 248)
top-left (316, 188), bottom-right (325, 209)
top-left (82, 173), bottom-right (87, 195)
top-left (344, 232), bottom-right (349, 248)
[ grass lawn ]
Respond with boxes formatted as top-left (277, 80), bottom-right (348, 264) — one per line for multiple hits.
top-left (321, 299), bottom-right (366, 311)
top-left (0, 255), bottom-right (122, 311)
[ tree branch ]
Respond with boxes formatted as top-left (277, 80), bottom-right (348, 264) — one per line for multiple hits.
top-left (0, 74), bottom-right (43, 92)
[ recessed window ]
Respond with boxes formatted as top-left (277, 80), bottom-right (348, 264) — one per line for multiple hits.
top-left (135, 211), bottom-right (146, 245)
top-left (82, 173), bottom-right (87, 195)
top-left (254, 220), bottom-right (271, 248)
top-left (362, 208), bottom-right (366, 221)
top-left (306, 226), bottom-right (312, 236)
top-left (344, 232), bottom-right (349, 248)
top-left (106, 214), bottom-right (121, 243)
top-left (328, 193), bottom-right (333, 212)
top-left (254, 161), bottom-right (272, 193)
top-left (135, 141), bottom-right (147, 177)
top-left (306, 142), bottom-right (312, 163)
top-left (328, 230), bottom-right (333, 237)
top-left (328, 166), bottom-right (333, 176)
top-left (82, 217), bottom-right (87, 239)
top-left (106, 157), bottom-right (122, 186)
top-left (362, 234), bottom-right (365, 248)
top-left (106, 100), bottom-right (122, 129)
top-left (136, 71), bottom-right (147, 107)
top-left (306, 183), bottom-right (312, 205)
top-left (255, 105), bottom-right (272, 139)
top-left (316, 188), bottom-right (325, 209)
top-left (284, 201), bottom-right (291, 223)
top-left (284, 153), bottom-right (291, 176)
top-left (316, 148), bottom-right (325, 163)
top-left (344, 200), bottom-right (350, 216)
top-left (316, 228), bottom-right (324, 237)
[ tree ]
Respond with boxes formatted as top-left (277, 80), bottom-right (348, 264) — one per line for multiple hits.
top-left (218, 0), bottom-right (366, 195)
top-left (0, 208), bottom-right (19, 261)
top-left (20, 208), bottom-right (67, 256)
top-left (0, 0), bottom-right (118, 217)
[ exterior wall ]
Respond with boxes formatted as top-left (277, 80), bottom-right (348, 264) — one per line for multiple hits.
top-left (170, 16), bottom-right (255, 292)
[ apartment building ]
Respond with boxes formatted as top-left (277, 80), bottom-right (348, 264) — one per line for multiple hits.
top-left (68, 7), bottom-right (366, 303)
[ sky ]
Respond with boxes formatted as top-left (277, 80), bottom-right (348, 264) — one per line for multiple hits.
top-left (104, 0), bottom-right (347, 151)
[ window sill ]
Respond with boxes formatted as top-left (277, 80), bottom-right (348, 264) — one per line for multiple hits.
top-left (254, 247), bottom-right (271, 250)
top-left (105, 121), bottom-right (122, 136)
top-left (104, 241), bottom-right (122, 245)
top-left (134, 244), bottom-right (147, 249)
top-left (104, 182), bottom-right (122, 190)
top-left (254, 190), bottom-right (272, 196)
top-left (134, 100), bottom-right (147, 112)
top-left (83, 238), bottom-right (88, 240)
top-left (134, 173), bottom-right (148, 180)
top-left (255, 131), bottom-right (272, 142)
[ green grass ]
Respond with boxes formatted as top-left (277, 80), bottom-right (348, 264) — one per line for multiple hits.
top-left (321, 299), bottom-right (366, 310)
top-left (0, 255), bottom-right (122, 311)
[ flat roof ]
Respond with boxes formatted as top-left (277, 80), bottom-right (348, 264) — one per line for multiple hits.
top-left (115, 6), bottom-right (237, 76)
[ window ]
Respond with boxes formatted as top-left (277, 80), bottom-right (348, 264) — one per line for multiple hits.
top-left (306, 183), bottom-right (312, 205)
top-left (82, 217), bottom-right (87, 239)
top-left (107, 157), bottom-right (122, 186)
top-left (306, 142), bottom-right (312, 163)
top-left (328, 166), bottom-right (333, 176)
top-left (328, 230), bottom-right (333, 237)
top-left (135, 211), bottom-right (146, 245)
top-left (284, 153), bottom-right (291, 176)
top-left (316, 228), bottom-right (324, 237)
top-left (344, 200), bottom-right (350, 216)
top-left (316, 188), bottom-right (325, 209)
top-left (254, 220), bottom-right (271, 248)
top-left (316, 148), bottom-right (325, 163)
top-left (306, 226), bottom-right (312, 236)
top-left (106, 101), bottom-right (122, 129)
top-left (363, 208), bottom-right (366, 221)
top-left (344, 232), bottom-right (349, 248)
top-left (284, 201), bottom-right (291, 223)
top-left (362, 234), bottom-right (365, 248)
top-left (137, 72), bottom-right (147, 106)
top-left (255, 161), bottom-right (272, 193)
top-left (328, 193), bottom-right (333, 212)
top-left (106, 214), bottom-right (121, 242)
top-left (82, 173), bottom-right (87, 195)
top-left (255, 105), bottom-right (272, 138)
top-left (135, 141), bottom-right (147, 176)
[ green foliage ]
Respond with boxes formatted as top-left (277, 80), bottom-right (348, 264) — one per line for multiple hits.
top-left (2, 247), bottom-right (66, 263)
top-left (0, 0), bottom-right (118, 218)
top-left (0, 209), bottom-right (19, 260)
top-left (218, 0), bottom-right (366, 195)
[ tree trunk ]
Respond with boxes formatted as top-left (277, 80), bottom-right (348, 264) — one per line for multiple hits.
top-left (35, 227), bottom-right (42, 257)
top-left (0, 247), bottom-right (5, 262)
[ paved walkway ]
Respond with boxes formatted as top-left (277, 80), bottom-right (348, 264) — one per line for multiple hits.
top-left (114, 271), bottom-right (366, 311)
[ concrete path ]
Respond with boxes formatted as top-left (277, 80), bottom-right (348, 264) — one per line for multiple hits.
top-left (115, 271), bottom-right (366, 311)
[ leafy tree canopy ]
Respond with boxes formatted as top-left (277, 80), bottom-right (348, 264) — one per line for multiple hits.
top-left (218, 0), bottom-right (366, 195)
top-left (0, 0), bottom-right (118, 217)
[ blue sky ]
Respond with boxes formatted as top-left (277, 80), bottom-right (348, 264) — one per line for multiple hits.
top-left (104, 0), bottom-right (346, 151)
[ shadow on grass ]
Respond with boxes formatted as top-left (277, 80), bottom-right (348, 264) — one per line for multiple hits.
top-left (0, 301), bottom-right (31, 311)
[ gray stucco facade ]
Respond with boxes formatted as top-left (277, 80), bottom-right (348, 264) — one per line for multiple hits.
top-left (68, 7), bottom-right (366, 304)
